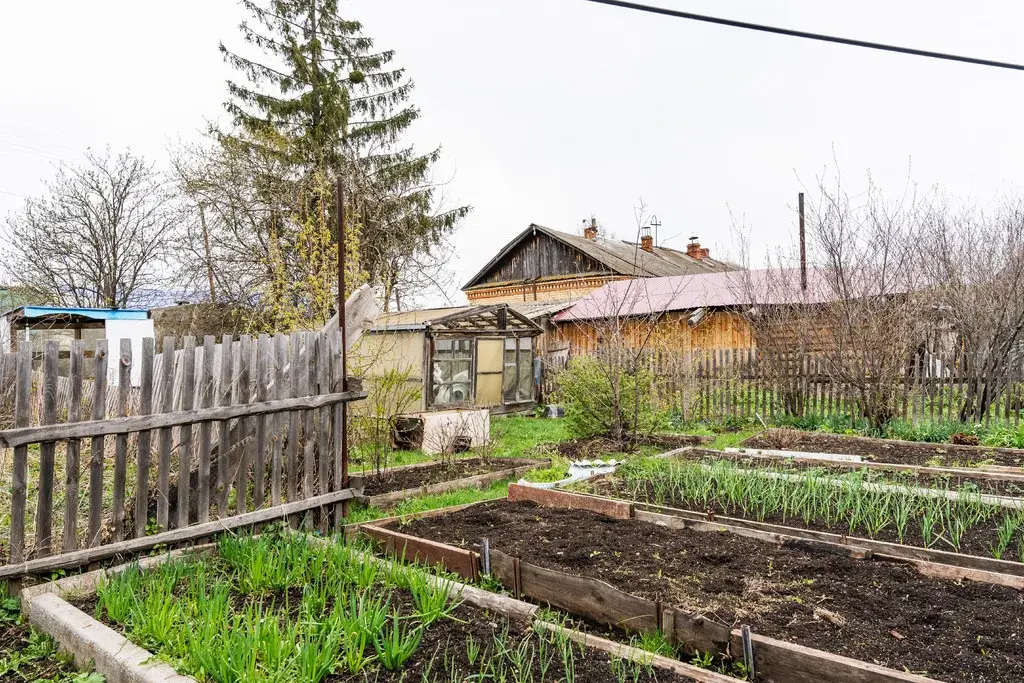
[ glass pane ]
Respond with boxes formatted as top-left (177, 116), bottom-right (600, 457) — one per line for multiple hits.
top-left (520, 337), bottom-right (532, 350)
top-left (454, 339), bottom-right (473, 359)
top-left (452, 360), bottom-right (471, 383)
top-left (504, 338), bottom-right (517, 350)
top-left (450, 382), bottom-right (471, 403)
top-left (503, 364), bottom-right (517, 402)
top-left (435, 339), bottom-right (452, 358)
top-left (432, 360), bottom-right (453, 383)
top-left (433, 382), bottom-right (449, 404)
top-left (517, 354), bottom-right (533, 401)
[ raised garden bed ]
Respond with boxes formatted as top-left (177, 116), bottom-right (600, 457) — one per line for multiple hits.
top-left (551, 434), bottom-right (712, 460)
top-left (21, 530), bottom-right (724, 683)
top-left (385, 491), bottom-right (1024, 683)
top-left (353, 457), bottom-right (544, 507)
top-left (697, 448), bottom-right (1024, 497)
top-left (741, 430), bottom-right (1024, 468)
top-left (586, 456), bottom-right (1024, 564)
top-left (0, 620), bottom-right (97, 683)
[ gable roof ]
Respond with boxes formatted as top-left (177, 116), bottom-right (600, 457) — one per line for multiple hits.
top-left (462, 224), bottom-right (738, 290)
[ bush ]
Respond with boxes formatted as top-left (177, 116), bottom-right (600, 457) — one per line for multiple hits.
top-left (552, 355), bottom-right (665, 442)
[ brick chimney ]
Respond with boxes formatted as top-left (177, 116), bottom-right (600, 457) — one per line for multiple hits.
top-left (640, 225), bottom-right (654, 253)
top-left (686, 236), bottom-right (710, 260)
top-left (583, 217), bottom-right (598, 240)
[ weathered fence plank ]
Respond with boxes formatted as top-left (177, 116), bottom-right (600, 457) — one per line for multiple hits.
top-left (157, 337), bottom-right (174, 532)
top-left (35, 342), bottom-right (59, 556)
top-left (198, 336), bottom-right (215, 524)
top-left (63, 341), bottom-right (84, 552)
top-left (87, 341), bottom-right (108, 548)
top-left (176, 337), bottom-right (195, 530)
top-left (134, 339), bottom-right (154, 539)
top-left (111, 339), bottom-right (132, 543)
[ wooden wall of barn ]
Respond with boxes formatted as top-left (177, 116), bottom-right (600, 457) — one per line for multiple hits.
top-left (473, 233), bottom-right (612, 285)
top-left (549, 310), bottom-right (757, 355)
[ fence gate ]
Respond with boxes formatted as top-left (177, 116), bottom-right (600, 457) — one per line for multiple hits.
top-left (0, 331), bottom-right (365, 584)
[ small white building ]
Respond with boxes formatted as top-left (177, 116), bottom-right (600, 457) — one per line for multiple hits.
top-left (0, 306), bottom-right (155, 387)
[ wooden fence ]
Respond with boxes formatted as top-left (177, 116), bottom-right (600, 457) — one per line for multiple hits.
top-left (541, 348), bottom-right (1024, 427)
top-left (0, 331), bottom-right (365, 580)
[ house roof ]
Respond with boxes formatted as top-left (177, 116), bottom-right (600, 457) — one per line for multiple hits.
top-left (462, 224), bottom-right (739, 290)
top-left (553, 268), bottom-right (835, 322)
top-left (507, 301), bottom-right (575, 320)
top-left (371, 304), bottom-right (542, 334)
top-left (2, 306), bottom-right (151, 322)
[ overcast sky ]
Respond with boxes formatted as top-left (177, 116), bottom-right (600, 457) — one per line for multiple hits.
top-left (2, 1), bottom-right (1023, 305)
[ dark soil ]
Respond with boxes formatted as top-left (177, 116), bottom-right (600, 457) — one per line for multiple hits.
top-left (587, 475), bottom-right (1015, 562)
top-left (555, 434), bottom-right (711, 460)
top-left (397, 500), bottom-right (1024, 683)
top-left (0, 622), bottom-right (82, 682)
top-left (359, 458), bottom-right (535, 496)
top-left (684, 448), bottom-right (1024, 498)
top-left (742, 430), bottom-right (1024, 468)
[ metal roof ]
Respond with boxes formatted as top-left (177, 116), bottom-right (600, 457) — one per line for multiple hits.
top-left (554, 268), bottom-right (835, 322)
top-left (2, 306), bottom-right (151, 321)
top-left (507, 301), bottom-right (575, 320)
top-left (463, 224), bottom-right (740, 290)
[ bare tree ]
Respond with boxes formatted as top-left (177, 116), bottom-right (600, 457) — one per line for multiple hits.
top-left (804, 178), bottom-right (927, 429)
top-left (920, 199), bottom-right (1024, 421)
top-left (3, 149), bottom-right (180, 309)
top-left (552, 202), bottom-right (690, 447)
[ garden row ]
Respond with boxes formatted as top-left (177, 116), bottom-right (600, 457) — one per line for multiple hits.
top-left (20, 529), bottom-right (731, 683)
top-left (361, 485), bottom-right (1024, 683)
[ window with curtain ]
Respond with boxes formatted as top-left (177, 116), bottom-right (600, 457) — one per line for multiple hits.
top-left (432, 338), bottom-right (473, 405)
top-left (502, 337), bottom-right (534, 403)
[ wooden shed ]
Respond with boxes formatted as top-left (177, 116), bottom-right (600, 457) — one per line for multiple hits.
top-left (355, 304), bottom-right (543, 413)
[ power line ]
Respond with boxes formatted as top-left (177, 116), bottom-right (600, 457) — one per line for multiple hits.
top-left (584, 0), bottom-right (1024, 72)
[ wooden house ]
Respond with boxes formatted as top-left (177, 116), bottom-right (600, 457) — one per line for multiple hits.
top-left (462, 222), bottom-right (738, 305)
top-left (549, 269), bottom-right (827, 358)
top-left (354, 304), bottom-right (543, 414)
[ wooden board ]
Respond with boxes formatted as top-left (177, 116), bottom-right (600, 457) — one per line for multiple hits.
top-left (507, 483), bottom-right (633, 519)
top-left (363, 460), bottom-right (546, 509)
top-left (359, 524), bottom-right (479, 581)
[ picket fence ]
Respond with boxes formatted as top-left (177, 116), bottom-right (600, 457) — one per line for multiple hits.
top-left (541, 348), bottom-right (1024, 427)
top-left (0, 331), bottom-right (365, 581)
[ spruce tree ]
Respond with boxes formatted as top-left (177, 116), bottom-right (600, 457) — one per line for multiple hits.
top-left (220, 0), bottom-right (467, 309)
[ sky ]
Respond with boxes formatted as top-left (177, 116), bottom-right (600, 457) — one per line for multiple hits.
top-left (2, 0), bottom-right (1024, 306)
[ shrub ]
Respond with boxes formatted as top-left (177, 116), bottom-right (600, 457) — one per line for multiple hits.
top-left (552, 355), bottom-right (664, 443)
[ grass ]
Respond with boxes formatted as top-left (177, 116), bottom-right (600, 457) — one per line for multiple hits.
top-left (0, 597), bottom-right (102, 683)
top-left (346, 479), bottom-right (512, 524)
top-left (488, 416), bottom-right (571, 458)
top-left (93, 530), bottom-right (663, 683)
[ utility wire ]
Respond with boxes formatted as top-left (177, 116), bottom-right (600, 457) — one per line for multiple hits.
top-left (585, 0), bottom-right (1024, 72)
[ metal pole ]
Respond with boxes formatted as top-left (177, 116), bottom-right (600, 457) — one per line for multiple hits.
top-left (337, 177), bottom-right (349, 521)
top-left (798, 192), bottom-right (807, 292)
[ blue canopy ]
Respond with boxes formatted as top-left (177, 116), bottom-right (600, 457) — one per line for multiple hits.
top-left (11, 306), bottom-right (150, 321)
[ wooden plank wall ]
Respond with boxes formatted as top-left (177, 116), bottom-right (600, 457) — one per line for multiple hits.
top-left (0, 330), bottom-right (354, 571)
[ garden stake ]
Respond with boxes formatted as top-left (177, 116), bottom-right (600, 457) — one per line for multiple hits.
top-left (482, 537), bottom-right (491, 576)
top-left (741, 624), bottom-right (755, 680)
